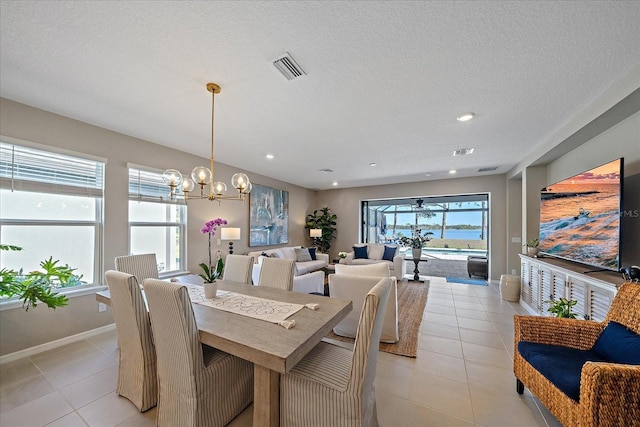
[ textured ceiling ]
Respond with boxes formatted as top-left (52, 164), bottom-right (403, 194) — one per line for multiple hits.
top-left (1, 1), bottom-right (639, 190)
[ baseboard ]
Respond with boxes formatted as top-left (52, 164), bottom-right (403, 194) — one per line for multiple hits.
top-left (0, 323), bottom-right (116, 365)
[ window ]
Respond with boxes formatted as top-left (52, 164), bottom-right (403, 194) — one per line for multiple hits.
top-left (0, 139), bottom-right (104, 287)
top-left (128, 166), bottom-right (186, 275)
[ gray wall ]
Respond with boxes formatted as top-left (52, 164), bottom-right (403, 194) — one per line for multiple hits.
top-left (0, 98), bottom-right (316, 356)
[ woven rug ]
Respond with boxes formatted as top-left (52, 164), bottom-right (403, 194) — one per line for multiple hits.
top-left (327, 279), bottom-right (428, 358)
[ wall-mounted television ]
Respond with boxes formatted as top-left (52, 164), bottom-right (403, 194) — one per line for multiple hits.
top-left (538, 158), bottom-right (623, 272)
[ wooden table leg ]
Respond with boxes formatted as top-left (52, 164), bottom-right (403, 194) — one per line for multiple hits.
top-left (254, 364), bottom-right (280, 427)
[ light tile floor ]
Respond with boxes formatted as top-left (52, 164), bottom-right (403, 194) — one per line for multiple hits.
top-left (0, 276), bottom-right (563, 426)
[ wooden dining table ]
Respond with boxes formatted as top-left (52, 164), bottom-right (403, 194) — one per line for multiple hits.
top-left (96, 279), bottom-right (352, 427)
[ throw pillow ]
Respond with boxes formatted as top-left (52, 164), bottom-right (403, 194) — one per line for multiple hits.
top-left (353, 245), bottom-right (368, 259)
top-left (368, 244), bottom-right (385, 260)
top-left (592, 321), bottom-right (640, 364)
top-left (382, 245), bottom-right (397, 261)
top-left (307, 247), bottom-right (317, 260)
top-left (294, 247), bottom-right (312, 262)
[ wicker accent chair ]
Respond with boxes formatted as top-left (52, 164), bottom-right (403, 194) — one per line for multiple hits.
top-left (104, 271), bottom-right (157, 411)
top-left (514, 281), bottom-right (640, 427)
top-left (222, 254), bottom-right (254, 284)
top-left (280, 277), bottom-right (392, 426)
top-left (257, 258), bottom-right (295, 291)
top-left (143, 279), bottom-right (254, 426)
top-left (114, 253), bottom-right (159, 284)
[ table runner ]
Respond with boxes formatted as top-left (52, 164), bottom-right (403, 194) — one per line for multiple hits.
top-left (186, 285), bottom-right (305, 327)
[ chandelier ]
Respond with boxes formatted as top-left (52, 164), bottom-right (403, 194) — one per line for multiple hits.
top-left (163, 83), bottom-right (252, 202)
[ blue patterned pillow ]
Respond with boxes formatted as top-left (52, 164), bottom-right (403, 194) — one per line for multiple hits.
top-left (353, 245), bottom-right (368, 259)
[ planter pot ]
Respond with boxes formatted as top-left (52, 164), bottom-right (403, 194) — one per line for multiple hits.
top-left (527, 247), bottom-right (539, 257)
top-left (204, 281), bottom-right (218, 299)
top-left (412, 248), bottom-right (423, 259)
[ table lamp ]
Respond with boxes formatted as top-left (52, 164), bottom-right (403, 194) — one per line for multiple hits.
top-left (221, 227), bottom-right (241, 254)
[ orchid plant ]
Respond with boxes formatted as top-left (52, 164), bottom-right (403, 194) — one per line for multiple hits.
top-left (397, 228), bottom-right (434, 249)
top-left (200, 218), bottom-right (227, 281)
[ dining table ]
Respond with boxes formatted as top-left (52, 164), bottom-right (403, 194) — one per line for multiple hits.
top-left (96, 279), bottom-right (352, 427)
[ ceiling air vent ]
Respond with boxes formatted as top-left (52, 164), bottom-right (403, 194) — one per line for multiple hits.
top-left (453, 148), bottom-right (475, 156)
top-left (272, 52), bottom-right (306, 81)
top-left (478, 167), bottom-right (498, 172)
top-left (319, 168), bottom-right (333, 173)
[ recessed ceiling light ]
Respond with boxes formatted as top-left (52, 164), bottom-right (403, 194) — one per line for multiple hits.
top-left (456, 112), bottom-right (475, 122)
top-left (369, 162), bottom-right (377, 167)
top-left (449, 169), bottom-right (457, 174)
top-left (266, 154), bottom-right (274, 159)
top-left (424, 173), bottom-right (432, 177)
top-left (332, 182), bottom-right (338, 186)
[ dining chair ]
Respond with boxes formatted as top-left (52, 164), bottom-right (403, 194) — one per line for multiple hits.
top-left (222, 254), bottom-right (254, 284)
top-left (114, 253), bottom-right (159, 284)
top-left (142, 278), bottom-right (254, 426)
top-left (104, 270), bottom-right (157, 412)
top-left (280, 277), bottom-right (392, 426)
top-left (257, 257), bottom-right (295, 291)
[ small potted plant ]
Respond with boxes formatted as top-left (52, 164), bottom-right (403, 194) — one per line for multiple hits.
top-left (546, 297), bottom-right (579, 318)
top-left (398, 228), bottom-right (434, 259)
top-left (524, 238), bottom-right (539, 257)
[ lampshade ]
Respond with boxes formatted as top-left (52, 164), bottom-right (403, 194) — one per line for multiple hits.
top-left (310, 229), bottom-right (322, 238)
top-left (221, 227), bottom-right (241, 241)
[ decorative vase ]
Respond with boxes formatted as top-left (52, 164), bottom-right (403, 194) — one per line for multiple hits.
top-left (204, 281), bottom-right (218, 299)
top-left (527, 247), bottom-right (539, 257)
top-left (412, 247), bottom-right (422, 260)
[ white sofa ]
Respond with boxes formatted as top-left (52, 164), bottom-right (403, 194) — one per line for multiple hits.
top-left (339, 243), bottom-right (404, 280)
top-left (247, 246), bottom-right (328, 294)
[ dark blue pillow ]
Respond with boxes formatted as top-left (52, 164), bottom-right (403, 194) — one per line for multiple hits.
top-left (382, 245), bottom-right (397, 261)
top-left (353, 246), bottom-right (368, 259)
top-left (592, 321), bottom-right (640, 364)
top-left (307, 247), bottom-right (317, 261)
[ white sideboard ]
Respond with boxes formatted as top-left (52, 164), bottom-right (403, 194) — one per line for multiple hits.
top-left (518, 254), bottom-right (624, 321)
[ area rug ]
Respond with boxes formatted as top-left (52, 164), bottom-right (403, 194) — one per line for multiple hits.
top-left (446, 277), bottom-right (488, 286)
top-left (326, 279), bottom-right (428, 358)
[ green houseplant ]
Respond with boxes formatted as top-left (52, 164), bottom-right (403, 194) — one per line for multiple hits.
top-left (546, 297), bottom-right (579, 319)
top-left (305, 207), bottom-right (337, 254)
top-left (0, 244), bottom-right (83, 311)
top-left (524, 238), bottom-right (539, 256)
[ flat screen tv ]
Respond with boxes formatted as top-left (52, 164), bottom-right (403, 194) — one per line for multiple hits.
top-left (538, 158), bottom-right (623, 271)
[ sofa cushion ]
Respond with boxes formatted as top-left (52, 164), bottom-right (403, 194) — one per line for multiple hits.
top-left (280, 247), bottom-right (299, 260)
top-left (592, 321), bottom-right (640, 365)
top-left (295, 259), bottom-right (327, 276)
top-left (518, 341), bottom-right (607, 402)
top-left (382, 245), bottom-right (397, 261)
top-left (335, 263), bottom-right (390, 277)
top-left (367, 244), bottom-right (385, 260)
top-left (353, 245), bottom-right (368, 259)
top-left (295, 247), bottom-right (312, 262)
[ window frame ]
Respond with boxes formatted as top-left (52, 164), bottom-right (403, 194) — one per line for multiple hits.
top-left (0, 136), bottom-right (105, 291)
top-left (127, 164), bottom-right (188, 276)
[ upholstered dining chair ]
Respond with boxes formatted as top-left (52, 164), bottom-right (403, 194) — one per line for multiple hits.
top-left (257, 257), bottom-right (295, 291)
top-left (222, 254), bottom-right (254, 284)
top-left (142, 278), bottom-right (254, 426)
top-left (280, 277), bottom-right (392, 426)
top-left (329, 263), bottom-right (399, 343)
top-left (104, 270), bottom-right (157, 412)
top-left (114, 253), bottom-right (159, 285)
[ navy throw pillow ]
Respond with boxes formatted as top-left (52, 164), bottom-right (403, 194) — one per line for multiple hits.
top-left (353, 246), bottom-right (368, 259)
top-left (382, 245), bottom-right (397, 261)
top-left (307, 247), bottom-right (317, 260)
top-left (592, 321), bottom-right (640, 365)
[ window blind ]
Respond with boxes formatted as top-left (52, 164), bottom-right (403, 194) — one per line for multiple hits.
top-left (128, 167), bottom-right (177, 203)
top-left (0, 142), bottom-right (104, 197)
